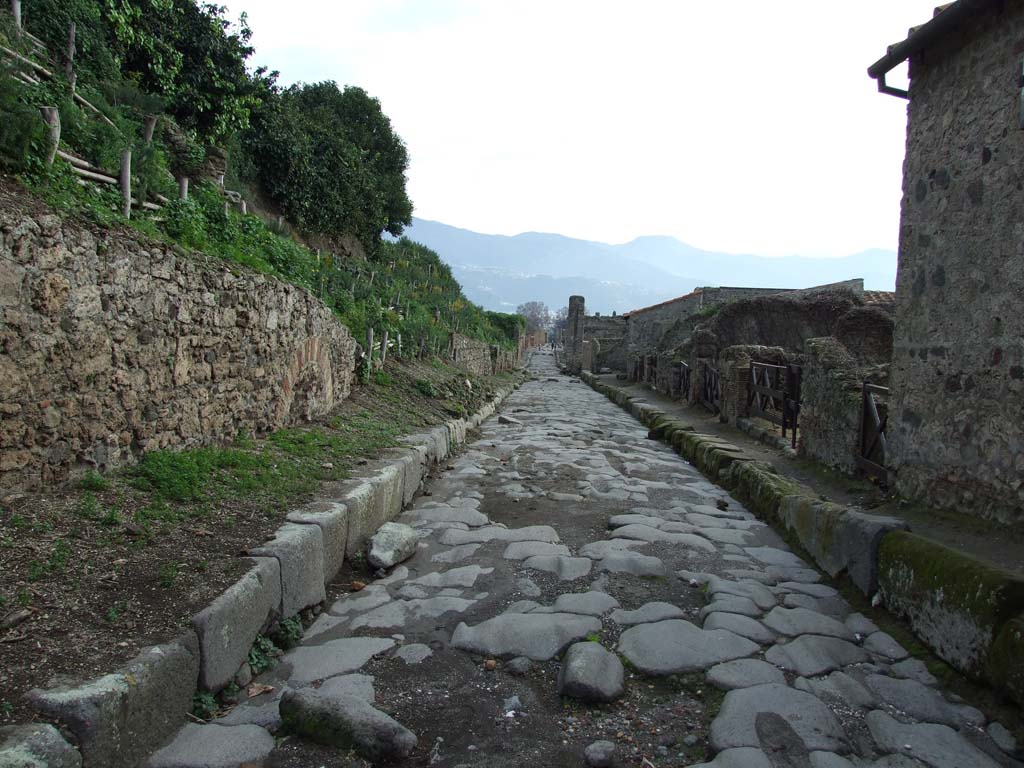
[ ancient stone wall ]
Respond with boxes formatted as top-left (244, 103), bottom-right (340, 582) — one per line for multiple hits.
top-left (0, 205), bottom-right (356, 491)
top-left (892, 4), bottom-right (1024, 524)
top-left (449, 333), bottom-right (520, 377)
top-left (583, 314), bottom-right (626, 372)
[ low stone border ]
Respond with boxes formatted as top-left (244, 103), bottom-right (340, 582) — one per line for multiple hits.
top-left (581, 371), bottom-right (1024, 707)
top-left (15, 382), bottom-right (519, 768)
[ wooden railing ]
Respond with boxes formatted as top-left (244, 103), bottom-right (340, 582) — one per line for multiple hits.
top-left (670, 361), bottom-right (691, 402)
top-left (700, 362), bottom-right (721, 413)
top-left (858, 382), bottom-right (889, 483)
top-left (747, 362), bottom-right (802, 448)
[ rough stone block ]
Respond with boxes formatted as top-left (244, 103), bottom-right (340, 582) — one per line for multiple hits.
top-left (25, 632), bottom-right (199, 768)
top-left (251, 523), bottom-right (326, 616)
top-left (287, 502), bottom-right (349, 582)
top-left (192, 557), bottom-right (281, 691)
top-left (0, 723), bottom-right (81, 767)
top-left (878, 531), bottom-right (1024, 678)
top-left (777, 500), bottom-right (908, 595)
top-left (338, 480), bottom-right (375, 557)
top-left (987, 614), bottom-right (1024, 707)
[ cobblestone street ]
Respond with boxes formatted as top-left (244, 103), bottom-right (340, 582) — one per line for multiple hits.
top-left (150, 350), bottom-right (1021, 768)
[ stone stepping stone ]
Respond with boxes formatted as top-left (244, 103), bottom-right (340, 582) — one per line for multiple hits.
top-left (503, 541), bottom-right (571, 560)
top-left (610, 602), bottom-right (685, 626)
top-left (866, 710), bottom-right (1000, 768)
top-left (703, 612), bottom-right (777, 645)
top-left (724, 569), bottom-right (776, 584)
top-left (864, 675), bottom-right (984, 728)
top-left (408, 565), bottom-right (493, 588)
top-left (440, 525), bottom-right (560, 546)
top-left (700, 528), bottom-right (755, 545)
top-left (557, 642), bottom-right (625, 703)
top-left (766, 635), bottom-right (868, 677)
top-left (864, 631), bottom-right (909, 660)
top-left (318, 673), bottom-right (376, 702)
top-left (762, 607), bottom-right (856, 640)
top-left (706, 659), bottom-right (786, 690)
top-left (284, 637), bottom-right (395, 685)
top-left (395, 644), bottom-right (433, 665)
top-left (779, 581), bottom-right (839, 599)
top-left (699, 597), bottom-right (763, 620)
top-left (147, 724), bottom-right (275, 768)
top-left (710, 683), bottom-right (848, 753)
top-left (597, 552), bottom-right (667, 577)
top-left (548, 591), bottom-right (620, 616)
top-left (612, 524), bottom-right (716, 552)
top-left (708, 578), bottom-right (777, 610)
top-left (522, 555), bottom-right (593, 580)
top-left (617, 619), bottom-right (759, 675)
top-left (451, 612), bottom-right (601, 661)
top-left (794, 671), bottom-right (876, 710)
top-left (579, 539), bottom-right (648, 559)
top-left (689, 504), bottom-right (752, 521)
top-left (431, 544), bottom-right (481, 564)
top-left (689, 748), bottom-right (772, 767)
top-left (349, 597), bottom-right (477, 630)
top-left (687, 513), bottom-right (763, 530)
top-left (745, 547), bottom-right (809, 568)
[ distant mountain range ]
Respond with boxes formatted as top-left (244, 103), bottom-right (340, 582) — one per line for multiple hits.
top-left (401, 218), bottom-right (897, 315)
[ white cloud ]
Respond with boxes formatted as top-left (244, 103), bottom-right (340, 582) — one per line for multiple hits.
top-left (227, 0), bottom-right (936, 257)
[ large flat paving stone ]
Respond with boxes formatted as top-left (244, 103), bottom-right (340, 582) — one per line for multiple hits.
top-left (762, 607), bottom-right (856, 640)
top-left (440, 525), bottom-right (560, 545)
top-left (794, 671), bottom-right (875, 711)
top-left (617, 620), bottom-right (759, 675)
top-left (707, 578), bottom-right (777, 610)
top-left (502, 541), bottom-right (571, 560)
top-left (611, 524), bottom-right (716, 552)
top-left (522, 555), bottom-right (593, 580)
top-left (405, 506), bottom-right (489, 527)
top-left (610, 602), bottom-right (685, 625)
top-left (865, 711), bottom-right (1000, 768)
top-left (579, 539), bottom-right (648, 559)
top-left (407, 565), bottom-right (493, 588)
top-left (146, 723), bottom-right (275, 768)
top-left (451, 612), bottom-right (601, 660)
top-left (283, 637), bottom-right (395, 684)
top-left (766, 635), bottom-right (869, 677)
top-left (0, 724), bottom-right (81, 768)
top-left (745, 547), bottom-right (809, 568)
top-left (710, 683), bottom-right (848, 753)
top-left (549, 591), bottom-right (619, 616)
top-left (863, 675), bottom-right (984, 728)
top-left (597, 552), bottom-right (667, 577)
top-left (690, 748), bottom-right (772, 768)
top-left (703, 612), bottom-right (777, 644)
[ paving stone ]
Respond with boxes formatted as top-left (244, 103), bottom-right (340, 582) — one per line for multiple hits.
top-left (706, 659), bottom-right (786, 690)
top-left (710, 683), bottom-right (848, 753)
top-left (550, 591), bottom-right (619, 616)
top-left (557, 642), bottom-right (625, 703)
top-left (516, 577), bottom-right (542, 597)
top-left (617, 619), bottom-right (759, 675)
top-left (708, 577), bottom-right (778, 610)
top-left (522, 555), bottom-right (593, 580)
top-left (794, 672), bottom-right (876, 710)
top-left (213, 687), bottom-right (286, 730)
top-left (440, 525), bottom-right (560, 545)
top-left (864, 675), bottom-right (983, 728)
top-left (703, 612), bottom-right (777, 645)
top-left (766, 635), bottom-right (869, 676)
top-left (584, 740), bottom-right (617, 767)
top-left (283, 637), bottom-right (395, 685)
top-left (408, 565), bottom-right (494, 588)
top-left (864, 631), bottom-right (909, 660)
top-left (865, 710), bottom-right (1000, 768)
top-left (612, 524), bottom-right (716, 552)
top-left (689, 748), bottom-right (772, 768)
top-left (845, 613), bottom-right (881, 637)
top-left (502, 541), bottom-right (571, 560)
top-left (0, 724), bottom-right (81, 768)
top-left (779, 581), bottom-right (840, 599)
top-left (609, 602), bottom-right (685, 625)
top-left (451, 613), bottom-right (601, 660)
top-left (367, 522), bottom-right (419, 569)
top-left (431, 543), bottom-right (482, 564)
top-left (349, 596), bottom-right (476, 630)
top-left (146, 724), bottom-right (275, 768)
top-left (280, 688), bottom-right (416, 762)
top-left (504, 600), bottom-right (544, 614)
top-left (762, 607), bottom-right (856, 640)
top-left (406, 506), bottom-right (489, 527)
top-left (329, 585), bottom-right (392, 616)
top-left (596, 552), bottom-right (667, 577)
top-left (699, 596), bottom-right (763, 620)
top-left (890, 658), bottom-right (938, 686)
top-left (609, 513), bottom-right (668, 528)
top-left (579, 539), bottom-right (649, 559)
top-left (395, 644), bottom-right (434, 665)
top-left (397, 585), bottom-right (430, 600)
top-left (699, 527), bottom-right (755, 545)
top-left (810, 753), bottom-right (857, 768)
top-left (765, 565), bottom-right (822, 583)
top-left (987, 722), bottom-right (1022, 759)
top-left (745, 547), bottom-right (809, 568)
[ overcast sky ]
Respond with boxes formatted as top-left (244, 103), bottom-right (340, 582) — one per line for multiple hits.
top-left (226, 1), bottom-right (939, 258)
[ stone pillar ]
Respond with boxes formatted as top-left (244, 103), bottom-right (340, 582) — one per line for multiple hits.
top-left (566, 295), bottom-right (585, 374)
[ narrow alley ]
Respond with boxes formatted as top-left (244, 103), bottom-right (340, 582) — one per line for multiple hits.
top-left (155, 350), bottom-right (1016, 768)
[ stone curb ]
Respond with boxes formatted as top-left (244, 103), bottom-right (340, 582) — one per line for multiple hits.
top-left (18, 381), bottom-right (520, 768)
top-left (581, 371), bottom-right (1024, 707)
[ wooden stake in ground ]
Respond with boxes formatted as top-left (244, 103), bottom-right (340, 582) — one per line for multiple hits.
top-left (142, 114), bottom-right (158, 144)
top-left (178, 176), bottom-right (189, 201)
top-left (65, 23), bottom-right (75, 79)
top-left (365, 328), bottom-right (374, 380)
top-left (39, 106), bottom-right (60, 167)
top-left (380, 330), bottom-right (389, 365)
top-left (11, 0), bottom-right (21, 37)
top-left (120, 149), bottom-right (132, 219)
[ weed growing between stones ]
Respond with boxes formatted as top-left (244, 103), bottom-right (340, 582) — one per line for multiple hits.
top-left (247, 635), bottom-right (279, 676)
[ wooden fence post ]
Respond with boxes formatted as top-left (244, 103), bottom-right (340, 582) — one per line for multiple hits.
top-left (178, 176), bottom-right (189, 201)
top-left (120, 149), bottom-right (132, 219)
top-left (39, 106), bottom-right (60, 167)
top-left (65, 22), bottom-right (75, 79)
top-left (142, 114), bottom-right (158, 144)
top-left (380, 330), bottom-right (389, 365)
top-left (11, 0), bottom-right (21, 36)
top-left (365, 328), bottom-right (374, 380)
